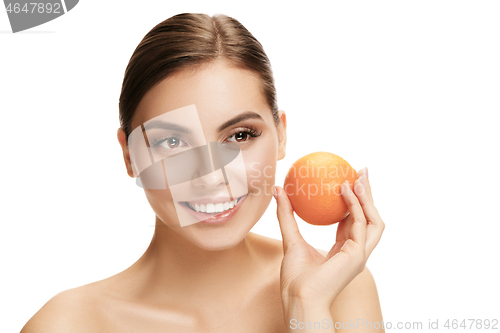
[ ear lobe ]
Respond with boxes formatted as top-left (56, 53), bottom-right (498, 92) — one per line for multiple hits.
top-left (117, 128), bottom-right (135, 178)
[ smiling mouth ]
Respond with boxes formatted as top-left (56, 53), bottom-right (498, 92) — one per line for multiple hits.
top-left (180, 194), bottom-right (247, 214)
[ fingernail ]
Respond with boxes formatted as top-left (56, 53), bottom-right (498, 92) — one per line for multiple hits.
top-left (273, 186), bottom-right (278, 200)
top-left (359, 167), bottom-right (367, 178)
top-left (365, 167), bottom-right (369, 179)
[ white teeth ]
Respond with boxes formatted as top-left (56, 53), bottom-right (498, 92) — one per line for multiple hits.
top-left (187, 196), bottom-right (245, 213)
top-left (206, 203), bottom-right (215, 213)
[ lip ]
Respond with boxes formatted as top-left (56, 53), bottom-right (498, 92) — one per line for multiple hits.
top-left (180, 194), bottom-right (248, 225)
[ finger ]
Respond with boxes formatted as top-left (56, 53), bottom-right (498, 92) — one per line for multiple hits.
top-left (366, 221), bottom-right (384, 257)
top-left (341, 180), bottom-right (367, 248)
top-left (274, 185), bottom-right (305, 252)
top-left (326, 241), bottom-right (344, 259)
top-left (357, 167), bottom-right (373, 204)
top-left (354, 176), bottom-right (385, 257)
top-left (327, 213), bottom-right (352, 259)
top-left (335, 212), bottom-right (353, 243)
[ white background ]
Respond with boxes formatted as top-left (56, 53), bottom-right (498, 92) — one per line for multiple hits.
top-left (1, 1), bottom-right (499, 332)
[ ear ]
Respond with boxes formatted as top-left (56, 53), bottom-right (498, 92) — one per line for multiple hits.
top-left (117, 128), bottom-right (135, 178)
top-left (277, 110), bottom-right (287, 161)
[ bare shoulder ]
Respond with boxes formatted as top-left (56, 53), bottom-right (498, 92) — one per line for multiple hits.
top-left (330, 266), bottom-right (384, 330)
top-left (21, 284), bottom-right (105, 333)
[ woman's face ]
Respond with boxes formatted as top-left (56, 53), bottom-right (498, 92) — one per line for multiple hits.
top-left (118, 59), bottom-right (286, 251)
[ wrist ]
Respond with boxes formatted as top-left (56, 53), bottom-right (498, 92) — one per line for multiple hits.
top-left (283, 299), bottom-right (335, 333)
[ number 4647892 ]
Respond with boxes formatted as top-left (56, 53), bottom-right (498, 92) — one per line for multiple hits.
top-left (444, 319), bottom-right (498, 330)
top-left (5, 2), bottom-right (62, 14)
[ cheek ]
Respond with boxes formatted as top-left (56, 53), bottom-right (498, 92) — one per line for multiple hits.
top-left (144, 188), bottom-right (179, 225)
top-left (243, 139), bottom-right (278, 196)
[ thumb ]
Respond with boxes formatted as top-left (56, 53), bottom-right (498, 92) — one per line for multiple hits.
top-left (274, 185), bottom-right (305, 252)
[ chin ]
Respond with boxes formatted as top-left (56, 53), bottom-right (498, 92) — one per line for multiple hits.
top-left (186, 225), bottom-right (251, 251)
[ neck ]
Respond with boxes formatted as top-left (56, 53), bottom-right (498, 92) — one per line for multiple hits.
top-left (131, 217), bottom-right (258, 304)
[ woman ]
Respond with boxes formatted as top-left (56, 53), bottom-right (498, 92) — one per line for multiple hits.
top-left (21, 13), bottom-right (385, 332)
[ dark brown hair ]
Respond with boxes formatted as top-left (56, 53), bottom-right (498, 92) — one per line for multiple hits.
top-left (118, 13), bottom-right (279, 138)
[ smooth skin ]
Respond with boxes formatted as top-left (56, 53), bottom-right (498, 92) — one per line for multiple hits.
top-left (21, 59), bottom-right (385, 333)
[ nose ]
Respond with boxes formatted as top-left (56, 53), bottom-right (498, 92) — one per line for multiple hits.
top-left (191, 168), bottom-right (228, 189)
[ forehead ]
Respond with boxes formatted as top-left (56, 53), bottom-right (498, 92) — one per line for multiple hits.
top-left (131, 60), bottom-right (272, 133)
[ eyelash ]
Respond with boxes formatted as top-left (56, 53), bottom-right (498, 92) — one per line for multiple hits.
top-left (151, 126), bottom-right (262, 149)
top-left (225, 126), bottom-right (263, 143)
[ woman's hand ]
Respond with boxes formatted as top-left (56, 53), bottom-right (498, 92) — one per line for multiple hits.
top-left (274, 168), bottom-right (385, 315)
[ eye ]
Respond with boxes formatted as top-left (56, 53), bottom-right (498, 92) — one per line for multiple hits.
top-left (226, 127), bottom-right (262, 143)
top-left (164, 137), bottom-right (180, 148)
top-left (153, 136), bottom-right (188, 149)
top-left (231, 131), bottom-right (249, 143)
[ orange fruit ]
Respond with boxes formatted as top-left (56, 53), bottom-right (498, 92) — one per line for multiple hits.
top-left (283, 152), bottom-right (358, 225)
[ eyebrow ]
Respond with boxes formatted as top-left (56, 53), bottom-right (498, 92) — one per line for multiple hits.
top-left (217, 111), bottom-right (264, 132)
top-left (143, 120), bottom-right (192, 134)
top-left (141, 111), bottom-right (263, 134)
